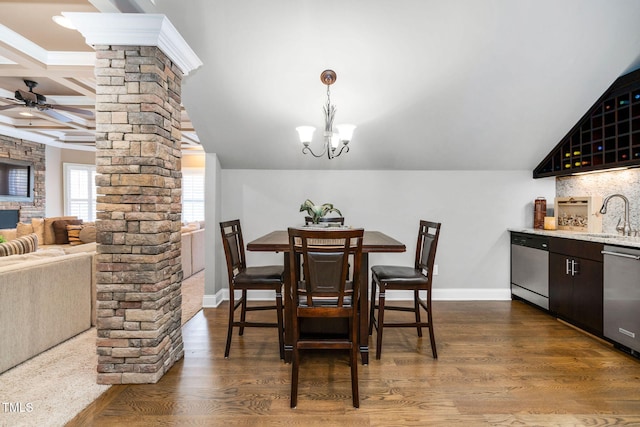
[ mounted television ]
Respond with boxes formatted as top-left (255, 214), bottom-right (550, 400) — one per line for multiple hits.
top-left (0, 158), bottom-right (34, 202)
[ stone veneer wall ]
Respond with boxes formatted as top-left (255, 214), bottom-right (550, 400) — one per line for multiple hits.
top-left (0, 135), bottom-right (45, 221)
top-left (94, 44), bottom-right (184, 384)
top-left (556, 168), bottom-right (640, 234)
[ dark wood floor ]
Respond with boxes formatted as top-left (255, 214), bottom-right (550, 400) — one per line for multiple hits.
top-left (67, 301), bottom-right (640, 426)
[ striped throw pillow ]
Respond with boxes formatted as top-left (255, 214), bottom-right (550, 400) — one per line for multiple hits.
top-left (66, 224), bottom-right (83, 246)
top-left (0, 233), bottom-right (38, 257)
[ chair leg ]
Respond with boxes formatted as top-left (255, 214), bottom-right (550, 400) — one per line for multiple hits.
top-left (224, 289), bottom-right (236, 359)
top-left (275, 289), bottom-right (285, 360)
top-left (239, 289), bottom-right (248, 336)
top-left (350, 317), bottom-right (360, 408)
top-left (375, 288), bottom-right (386, 360)
top-left (368, 277), bottom-right (377, 336)
top-left (290, 346), bottom-right (299, 408)
top-left (414, 289), bottom-right (423, 337)
top-left (427, 298), bottom-right (437, 359)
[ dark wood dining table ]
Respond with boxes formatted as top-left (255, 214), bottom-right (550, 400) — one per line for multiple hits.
top-left (247, 229), bottom-right (406, 365)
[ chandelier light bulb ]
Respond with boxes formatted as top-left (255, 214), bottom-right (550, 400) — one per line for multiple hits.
top-left (330, 132), bottom-right (340, 149)
top-left (297, 70), bottom-right (355, 159)
top-left (296, 126), bottom-right (315, 145)
top-left (336, 124), bottom-right (356, 144)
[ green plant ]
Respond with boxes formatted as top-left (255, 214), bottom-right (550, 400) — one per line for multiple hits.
top-left (0, 235), bottom-right (6, 243)
top-left (299, 199), bottom-right (342, 224)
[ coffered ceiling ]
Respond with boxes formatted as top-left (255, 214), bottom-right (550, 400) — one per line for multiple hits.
top-left (0, 0), bottom-right (200, 152)
top-left (1, 1), bottom-right (640, 170)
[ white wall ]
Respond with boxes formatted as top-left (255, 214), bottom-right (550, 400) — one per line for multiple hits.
top-left (208, 169), bottom-right (555, 302)
top-left (203, 153), bottom-right (222, 307)
top-left (45, 146), bottom-right (96, 217)
top-left (44, 145), bottom-right (62, 217)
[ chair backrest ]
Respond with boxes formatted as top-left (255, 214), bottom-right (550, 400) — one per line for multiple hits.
top-left (304, 216), bottom-right (345, 225)
top-left (288, 227), bottom-right (364, 309)
top-left (415, 220), bottom-right (441, 276)
top-left (219, 220), bottom-right (247, 281)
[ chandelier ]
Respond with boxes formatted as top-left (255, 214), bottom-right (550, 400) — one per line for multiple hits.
top-left (296, 70), bottom-right (356, 159)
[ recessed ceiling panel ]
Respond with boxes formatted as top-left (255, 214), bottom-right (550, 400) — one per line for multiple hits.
top-left (0, 76), bottom-right (84, 97)
top-left (0, 0), bottom-right (97, 52)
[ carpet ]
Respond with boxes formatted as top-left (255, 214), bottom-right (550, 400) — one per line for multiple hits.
top-left (181, 270), bottom-right (205, 325)
top-left (0, 270), bottom-right (205, 427)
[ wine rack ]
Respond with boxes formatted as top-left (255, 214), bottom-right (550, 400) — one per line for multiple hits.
top-left (534, 69), bottom-right (640, 178)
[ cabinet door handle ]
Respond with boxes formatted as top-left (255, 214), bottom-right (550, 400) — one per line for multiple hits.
top-left (566, 258), bottom-right (571, 275)
top-left (571, 259), bottom-right (579, 276)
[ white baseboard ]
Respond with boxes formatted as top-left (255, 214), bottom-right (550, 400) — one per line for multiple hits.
top-left (431, 288), bottom-right (511, 300)
top-left (202, 288), bottom-right (225, 308)
top-left (203, 288), bottom-right (511, 303)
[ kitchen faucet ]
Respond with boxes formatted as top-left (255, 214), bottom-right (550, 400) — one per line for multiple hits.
top-left (599, 194), bottom-right (631, 236)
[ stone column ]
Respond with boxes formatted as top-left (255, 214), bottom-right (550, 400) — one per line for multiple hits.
top-left (64, 12), bottom-right (201, 385)
top-left (94, 45), bottom-right (184, 384)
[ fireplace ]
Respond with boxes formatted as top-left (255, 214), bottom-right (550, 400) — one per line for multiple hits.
top-left (0, 209), bottom-right (19, 229)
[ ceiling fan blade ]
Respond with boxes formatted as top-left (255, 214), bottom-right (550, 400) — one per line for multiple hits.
top-left (15, 89), bottom-right (37, 104)
top-left (40, 108), bottom-right (72, 123)
top-left (49, 104), bottom-right (94, 118)
top-left (0, 104), bottom-right (21, 111)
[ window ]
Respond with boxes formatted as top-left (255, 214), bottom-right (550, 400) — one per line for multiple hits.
top-left (64, 163), bottom-right (97, 222)
top-left (7, 165), bottom-right (29, 196)
top-left (182, 168), bottom-right (205, 223)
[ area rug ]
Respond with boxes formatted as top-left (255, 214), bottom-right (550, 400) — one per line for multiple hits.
top-left (0, 328), bottom-right (109, 427)
top-left (0, 270), bottom-right (205, 427)
top-left (181, 270), bottom-right (205, 324)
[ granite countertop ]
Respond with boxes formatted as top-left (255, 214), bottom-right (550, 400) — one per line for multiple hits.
top-left (508, 227), bottom-right (640, 249)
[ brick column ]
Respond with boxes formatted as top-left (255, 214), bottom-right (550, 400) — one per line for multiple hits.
top-left (94, 45), bottom-right (184, 384)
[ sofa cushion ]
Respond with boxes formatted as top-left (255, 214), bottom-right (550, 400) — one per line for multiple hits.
top-left (0, 247), bottom-right (66, 267)
top-left (16, 222), bottom-right (34, 238)
top-left (79, 224), bottom-right (97, 243)
top-left (181, 224), bottom-right (199, 234)
top-left (63, 241), bottom-right (97, 254)
top-left (44, 216), bottom-right (77, 245)
top-left (0, 233), bottom-right (38, 257)
top-left (52, 219), bottom-right (83, 244)
top-left (0, 228), bottom-right (17, 242)
top-left (31, 218), bottom-right (45, 243)
top-left (66, 224), bottom-right (83, 245)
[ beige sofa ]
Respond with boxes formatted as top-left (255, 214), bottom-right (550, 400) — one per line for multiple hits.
top-left (0, 217), bottom-right (200, 374)
top-left (181, 227), bottom-right (204, 279)
top-left (0, 251), bottom-right (93, 374)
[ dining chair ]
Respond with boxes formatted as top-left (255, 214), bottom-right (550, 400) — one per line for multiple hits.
top-left (368, 220), bottom-right (441, 360)
top-left (219, 219), bottom-right (285, 360)
top-left (287, 227), bottom-right (365, 408)
top-left (304, 216), bottom-right (345, 225)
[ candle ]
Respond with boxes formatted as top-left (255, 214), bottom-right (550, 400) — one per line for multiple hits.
top-left (543, 216), bottom-right (556, 230)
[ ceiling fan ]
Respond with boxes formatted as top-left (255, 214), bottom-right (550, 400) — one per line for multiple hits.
top-left (0, 79), bottom-right (94, 122)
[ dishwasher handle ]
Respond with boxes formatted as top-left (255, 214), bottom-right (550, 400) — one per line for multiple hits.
top-left (601, 250), bottom-right (640, 260)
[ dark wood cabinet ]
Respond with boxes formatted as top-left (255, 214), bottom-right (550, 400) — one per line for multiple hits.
top-left (534, 69), bottom-right (640, 178)
top-left (548, 237), bottom-right (603, 335)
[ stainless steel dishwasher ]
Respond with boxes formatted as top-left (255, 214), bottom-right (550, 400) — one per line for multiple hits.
top-left (511, 233), bottom-right (549, 310)
top-left (602, 245), bottom-right (640, 356)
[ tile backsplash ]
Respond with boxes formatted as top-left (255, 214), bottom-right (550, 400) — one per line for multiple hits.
top-left (556, 169), bottom-right (640, 234)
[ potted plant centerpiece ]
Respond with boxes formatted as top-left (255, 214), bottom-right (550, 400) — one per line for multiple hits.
top-left (299, 199), bottom-right (342, 225)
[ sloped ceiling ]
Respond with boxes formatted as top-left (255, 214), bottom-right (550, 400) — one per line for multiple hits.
top-left (153, 0), bottom-right (640, 170)
top-left (2, 0), bottom-right (640, 170)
